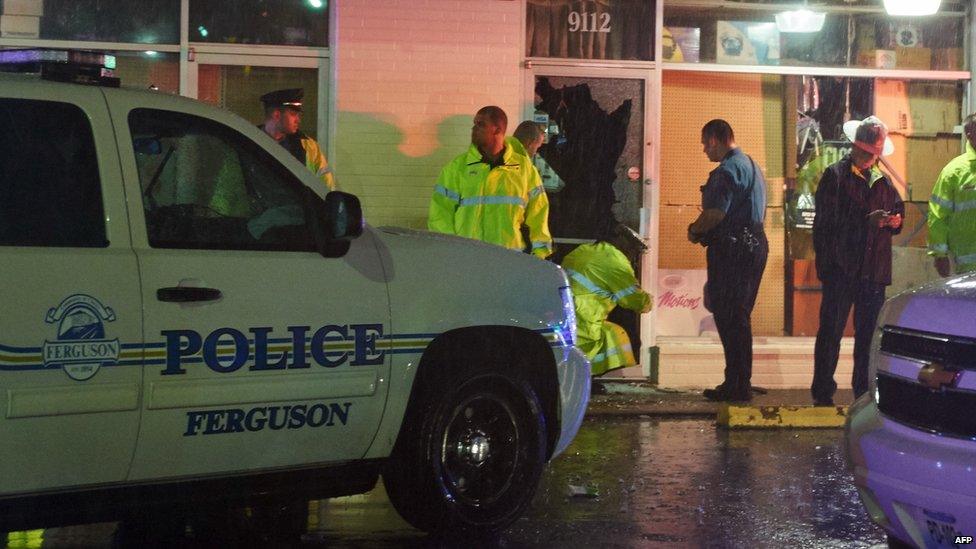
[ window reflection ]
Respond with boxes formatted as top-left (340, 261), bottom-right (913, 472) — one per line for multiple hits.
top-left (190, 0), bottom-right (329, 47)
top-left (41, 0), bottom-right (179, 44)
top-left (526, 0), bottom-right (656, 61)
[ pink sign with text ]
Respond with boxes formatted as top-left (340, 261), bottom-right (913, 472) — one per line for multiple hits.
top-left (656, 269), bottom-right (716, 336)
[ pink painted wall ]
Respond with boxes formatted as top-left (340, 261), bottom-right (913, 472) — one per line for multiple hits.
top-left (335, 0), bottom-right (524, 228)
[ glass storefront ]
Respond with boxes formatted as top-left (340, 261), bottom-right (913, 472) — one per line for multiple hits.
top-left (40, 0), bottom-right (180, 44)
top-left (190, 0), bottom-right (329, 47)
top-left (0, 0), bottom-right (970, 347)
top-left (0, 1), bottom-right (331, 153)
top-left (663, 1), bottom-right (966, 71)
top-left (526, 0), bottom-right (657, 61)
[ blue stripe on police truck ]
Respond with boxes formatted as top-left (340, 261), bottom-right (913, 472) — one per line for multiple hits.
top-left (0, 327), bottom-right (566, 373)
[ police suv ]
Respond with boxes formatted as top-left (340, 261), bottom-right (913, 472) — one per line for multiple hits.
top-left (0, 50), bottom-right (589, 539)
top-left (847, 274), bottom-right (976, 548)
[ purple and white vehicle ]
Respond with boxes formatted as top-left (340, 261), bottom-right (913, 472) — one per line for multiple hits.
top-left (846, 273), bottom-right (976, 548)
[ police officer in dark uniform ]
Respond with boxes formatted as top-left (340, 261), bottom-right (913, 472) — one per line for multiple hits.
top-left (688, 119), bottom-right (768, 402)
top-left (259, 88), bottom-right (335, 191)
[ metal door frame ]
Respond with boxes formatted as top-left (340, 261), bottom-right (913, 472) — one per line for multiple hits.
top-left (523, 63), bottom-right (662, 377)
top-left (184, 50), bottom-right (332, 163)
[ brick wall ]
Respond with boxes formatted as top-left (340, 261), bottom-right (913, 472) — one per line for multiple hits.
top-left (335, 0), bottom-right (523, 229)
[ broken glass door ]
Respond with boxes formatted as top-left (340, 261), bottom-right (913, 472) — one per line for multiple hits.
top-left (533, 74), bottom-right (648, 361)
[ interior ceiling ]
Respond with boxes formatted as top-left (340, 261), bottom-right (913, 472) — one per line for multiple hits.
top-left (676, 0), bottom-right (968, 11)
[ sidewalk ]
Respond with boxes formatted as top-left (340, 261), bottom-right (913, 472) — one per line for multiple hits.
top-left (587, 379), bottom-right (856, 427)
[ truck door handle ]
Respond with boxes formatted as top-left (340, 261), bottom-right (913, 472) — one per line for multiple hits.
top-left (156, 286), bottom-right (223, 303)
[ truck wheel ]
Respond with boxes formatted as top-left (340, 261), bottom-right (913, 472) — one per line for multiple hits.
top-left (383, 373), bottom-right (547, 537)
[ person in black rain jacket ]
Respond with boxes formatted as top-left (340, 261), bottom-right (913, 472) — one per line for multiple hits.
top-left (812, 116), bottom-right (904, 406)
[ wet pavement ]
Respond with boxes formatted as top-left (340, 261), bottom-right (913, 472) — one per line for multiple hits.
top-left (585, 381), bottom-right (857, 418)
top-left (4, 416), bottom-right (884, 548)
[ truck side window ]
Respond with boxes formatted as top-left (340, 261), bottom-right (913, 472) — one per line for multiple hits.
top-left (0, 99), bottom-right (107, 247)
top-left (129, 108), bottom-right (317, 252)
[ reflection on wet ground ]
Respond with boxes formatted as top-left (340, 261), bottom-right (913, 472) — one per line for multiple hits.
top-left (4, 418), bottom-right (885, 548)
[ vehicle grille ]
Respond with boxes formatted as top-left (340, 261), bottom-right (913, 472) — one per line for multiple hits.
top-left (880, 325), bottom-right (976, 370)
top-left (876, 372), bottom-right (976, 439)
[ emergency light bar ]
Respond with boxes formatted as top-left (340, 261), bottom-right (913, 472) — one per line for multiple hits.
top-left (0, 49), bottom-right (119, 87)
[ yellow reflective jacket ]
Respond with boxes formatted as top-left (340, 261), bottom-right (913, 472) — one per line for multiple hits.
top-left (300, 135), bottom-right (336, 192)
top-left (428, 142), bottom-right (553, 258)
top-left (562, 242), bottom-right (652, 376)
top-left (928, 142), bottom-right (976, 273)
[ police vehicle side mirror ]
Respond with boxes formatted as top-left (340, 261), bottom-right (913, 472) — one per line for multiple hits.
top-left (310, 190), bottom-right (364, 258)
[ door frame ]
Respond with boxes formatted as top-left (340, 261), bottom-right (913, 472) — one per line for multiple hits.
top-left (522, 63), bottom-right (662, 377)
top-left (184, 48), bottom-right (334, 168)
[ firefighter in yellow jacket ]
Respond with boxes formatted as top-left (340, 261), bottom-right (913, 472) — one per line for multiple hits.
top-left (562, 224), bottom-right (652, 376)
top-left (428, 106), bottom-right (553, 258)
top-left (260, 88), bottom-right (336, 192)
top-left (928, 113), bottom-right (976, 276)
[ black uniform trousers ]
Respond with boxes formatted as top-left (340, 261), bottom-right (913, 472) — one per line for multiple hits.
top-left (705, 228), bottom-right (769, 398)
top-left (812, 276), bottom-right (886, 402)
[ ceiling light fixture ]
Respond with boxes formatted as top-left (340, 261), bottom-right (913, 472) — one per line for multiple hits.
top-left (775, 9), bottom-right (826, 33)
top-left (883, 0), bottom-right (942, 16)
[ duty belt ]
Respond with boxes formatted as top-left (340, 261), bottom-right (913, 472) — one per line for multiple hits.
top-left (725, 224), bottom-right (764, 253)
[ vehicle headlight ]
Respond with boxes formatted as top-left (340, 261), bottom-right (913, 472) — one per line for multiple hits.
top-left (557, 285), bottom-right (577, 347)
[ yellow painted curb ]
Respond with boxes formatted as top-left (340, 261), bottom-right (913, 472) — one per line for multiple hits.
top-left (717, 404), bottom-right (848, 428)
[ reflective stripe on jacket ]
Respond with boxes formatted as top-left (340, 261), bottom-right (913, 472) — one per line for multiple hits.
top-left (428, 142), bottom-right (553, 258)
top-left (300, 135), bottom-right (336, 192)
top-left (928, 142), bottom-right (976, 273)
top-left (562, 242), bottom-right (651, 376)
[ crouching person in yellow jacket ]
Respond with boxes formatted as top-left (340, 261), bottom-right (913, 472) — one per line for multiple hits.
top-left (428, 106), bottom-right (553, 259)
top-left (562, 224), bottom-right (652, 376)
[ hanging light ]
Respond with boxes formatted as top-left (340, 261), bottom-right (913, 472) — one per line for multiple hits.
top-left (883, 0), bottom-right (941, 16)
top-left (775, 9), bottom-right (826, 33)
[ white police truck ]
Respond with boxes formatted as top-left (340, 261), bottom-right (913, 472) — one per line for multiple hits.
top-left (0, 50), bottom-right (589, 540)
top-left (847, 273), bottom-right (976, 548)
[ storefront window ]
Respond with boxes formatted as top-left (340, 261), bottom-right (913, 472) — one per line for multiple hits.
top-left (189, 0), bottom-right (329, 47)
top-left (526, 0), bottom-right (656, 61)
top-left (787, 77), bottom-right (963, 334)
top-left (664, 3), bottom-right (965, 71)
top-left (660, 70), bottom-right (964, 337)
top-left (39, 0), bottom-right (179, 44)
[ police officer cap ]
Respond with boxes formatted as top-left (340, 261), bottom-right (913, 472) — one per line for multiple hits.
top-left (260, 88), bottom-right (303, 111)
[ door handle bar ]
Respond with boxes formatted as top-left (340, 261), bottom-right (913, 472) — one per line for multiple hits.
top-left (156, 287), bottom-right (222, 303)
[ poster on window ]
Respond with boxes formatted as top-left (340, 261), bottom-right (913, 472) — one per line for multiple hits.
top-left (663, 27), bottom-right (700, 63)
top-left (716, 21), bottom-right (780, 65)
top-left (656, 269), bottom-right (716, 336)
top-left (526, 0), bottom-right (656, 61)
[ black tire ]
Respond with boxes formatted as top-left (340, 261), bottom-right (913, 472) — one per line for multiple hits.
top-left (383, 373), bottom-right (547, 537)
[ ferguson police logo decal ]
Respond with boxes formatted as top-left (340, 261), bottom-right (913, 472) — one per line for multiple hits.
top-left (43, 294), bottom-right (120, 381)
